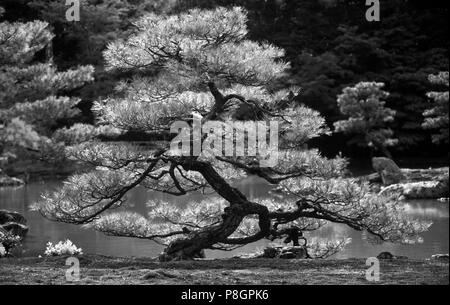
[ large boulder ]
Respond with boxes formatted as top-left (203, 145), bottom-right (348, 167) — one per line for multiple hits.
top-left (366, 164), bottom-right (449, 200)
top-left (379, 175), bottom-right (449, 199)
top-left (430, 254), bottom-right (449, 263)
top-left (372, 157), bottom-right (405, 185)
top-left (0, 210), bottom-right (28, 239)
top-left (402, 167), bottom-right (449, 182)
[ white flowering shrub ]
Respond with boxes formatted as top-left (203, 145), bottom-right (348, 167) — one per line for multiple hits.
top-left (44, 239), bottom-right (83, 256)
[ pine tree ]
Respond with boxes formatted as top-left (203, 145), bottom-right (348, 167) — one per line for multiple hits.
top-left (0, 8), bottom-right (94, 169)
top-left (27, 0), bottom-right (176, 67)
top-left (334, 82), bottom-right (398, 158)
top-left (422, 72), bottom-right (449, 144)
top-left (33, 7), bottom-right (429, 261)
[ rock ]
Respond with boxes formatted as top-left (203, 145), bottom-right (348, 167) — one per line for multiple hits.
top-left (403, 180), bottom-right (449, 199)
top-left (380, 178), bottom-right (449, 199)
top-left (376, 252), bottom-right (407, 260)
top-left (0, 172), bottom-right (24, 187)
top-left (262, 247), bottom-right (278, 258)
top-left (283, 246), bottom-right (308, 259)
top-left (378, 184), bottom-right (403, 197)
top-left (430, 254), bottom-right (449, 263)
top-left (194, 249), bottom-right (205, 259)
top-left (364, 172), bottom-right (382, 183)
top-left (1, 222), bottom-right (28, 237)
top-left (365, 167), bottom-right (449, 200)
top-left (372, 157), bottom-right (405, 185)
top-left (261, 246), bottom-right (309, 259)
top-left (377, 251), bottom-right (394, 259)
top-left (158, 248), bottom-right (205, 262)
top-left (401, 167), bottom-right (449, 182)
top-left (0, 210), bottom-right (28, 239)
top-left (0, 210), bottom-right (27, 225)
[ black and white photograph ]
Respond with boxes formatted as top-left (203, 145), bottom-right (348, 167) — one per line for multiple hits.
top-left (0, 0), bottom-right (448, 292)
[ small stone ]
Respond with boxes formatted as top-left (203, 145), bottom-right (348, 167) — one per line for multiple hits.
top-left (262, 247), bottom-right (278, 258)
top-left (0, 173), bottom-right (24, 187)
top-left (0, 210), bottom-right (29, 239)
top-left (377, 252), bottom-right (394, 259)
top-left (289, 247), bottom-right (308, 258)
top-left (430, 254), bottom-right (449, 263)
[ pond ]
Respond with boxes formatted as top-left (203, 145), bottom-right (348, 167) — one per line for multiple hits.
top-left (0, 177), bottom-right (448, 259)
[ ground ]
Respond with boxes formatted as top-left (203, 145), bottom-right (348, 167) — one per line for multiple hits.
top-left (0, 255), bottom-right (448, 285)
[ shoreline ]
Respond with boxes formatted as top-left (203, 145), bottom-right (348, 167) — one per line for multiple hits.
top-left (0, 254), bottom-right (448, 285)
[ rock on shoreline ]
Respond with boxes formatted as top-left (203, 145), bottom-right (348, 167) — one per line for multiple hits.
top-left (0, 210), bottom-right (29, 239)
top-left (367, 158), bottom-right (449, 200)
top-left (379, 178), bottom-right (449, 200)
top-left (0, 171), bottom-right (24, 187)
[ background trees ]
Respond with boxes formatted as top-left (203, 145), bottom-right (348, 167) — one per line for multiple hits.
top-left (0, 8), bottom-right (94, 172)
top-left (34, 7), bottom-right (429, 261)
top-left (334, 82), bottom-right (397, 158)
top-left (171, 0), bottom-right (449, 157)
top-left (1, 0), bottom-right (448, 158)
top-left (422, 72), bottom-right (449, 145)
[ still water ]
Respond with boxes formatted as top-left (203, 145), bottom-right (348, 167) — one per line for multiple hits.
top-left (0, 177), bottom-right (448, 259)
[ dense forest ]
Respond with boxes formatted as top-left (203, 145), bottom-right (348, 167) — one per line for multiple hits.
top-left (1, 0), bottom-right (448, 160)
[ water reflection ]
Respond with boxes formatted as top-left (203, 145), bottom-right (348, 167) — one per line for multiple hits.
top-left (0, 178), bottom-right (448, 259)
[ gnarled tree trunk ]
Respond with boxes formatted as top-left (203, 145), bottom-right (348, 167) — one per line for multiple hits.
top-left (159, 159), bottom-right (270, 261)
top-left (159, 213), bottom-right (243, 261)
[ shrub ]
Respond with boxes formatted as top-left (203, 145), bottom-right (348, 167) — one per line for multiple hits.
top-left (0, 231), bottom-right (21, 257)
top-left (334, 82), bottom-right (397, 158)
top-left (52, 124), bottom-right (97, 146)
top-left (44, 239), bottom-right (83, 256)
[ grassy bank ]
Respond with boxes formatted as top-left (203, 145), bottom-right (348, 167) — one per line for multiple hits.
top-left (0, 255), bottom-right (448, 285)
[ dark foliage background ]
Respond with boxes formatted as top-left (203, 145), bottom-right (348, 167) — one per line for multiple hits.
top-left (1, 0), bottom-right (448, 159)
